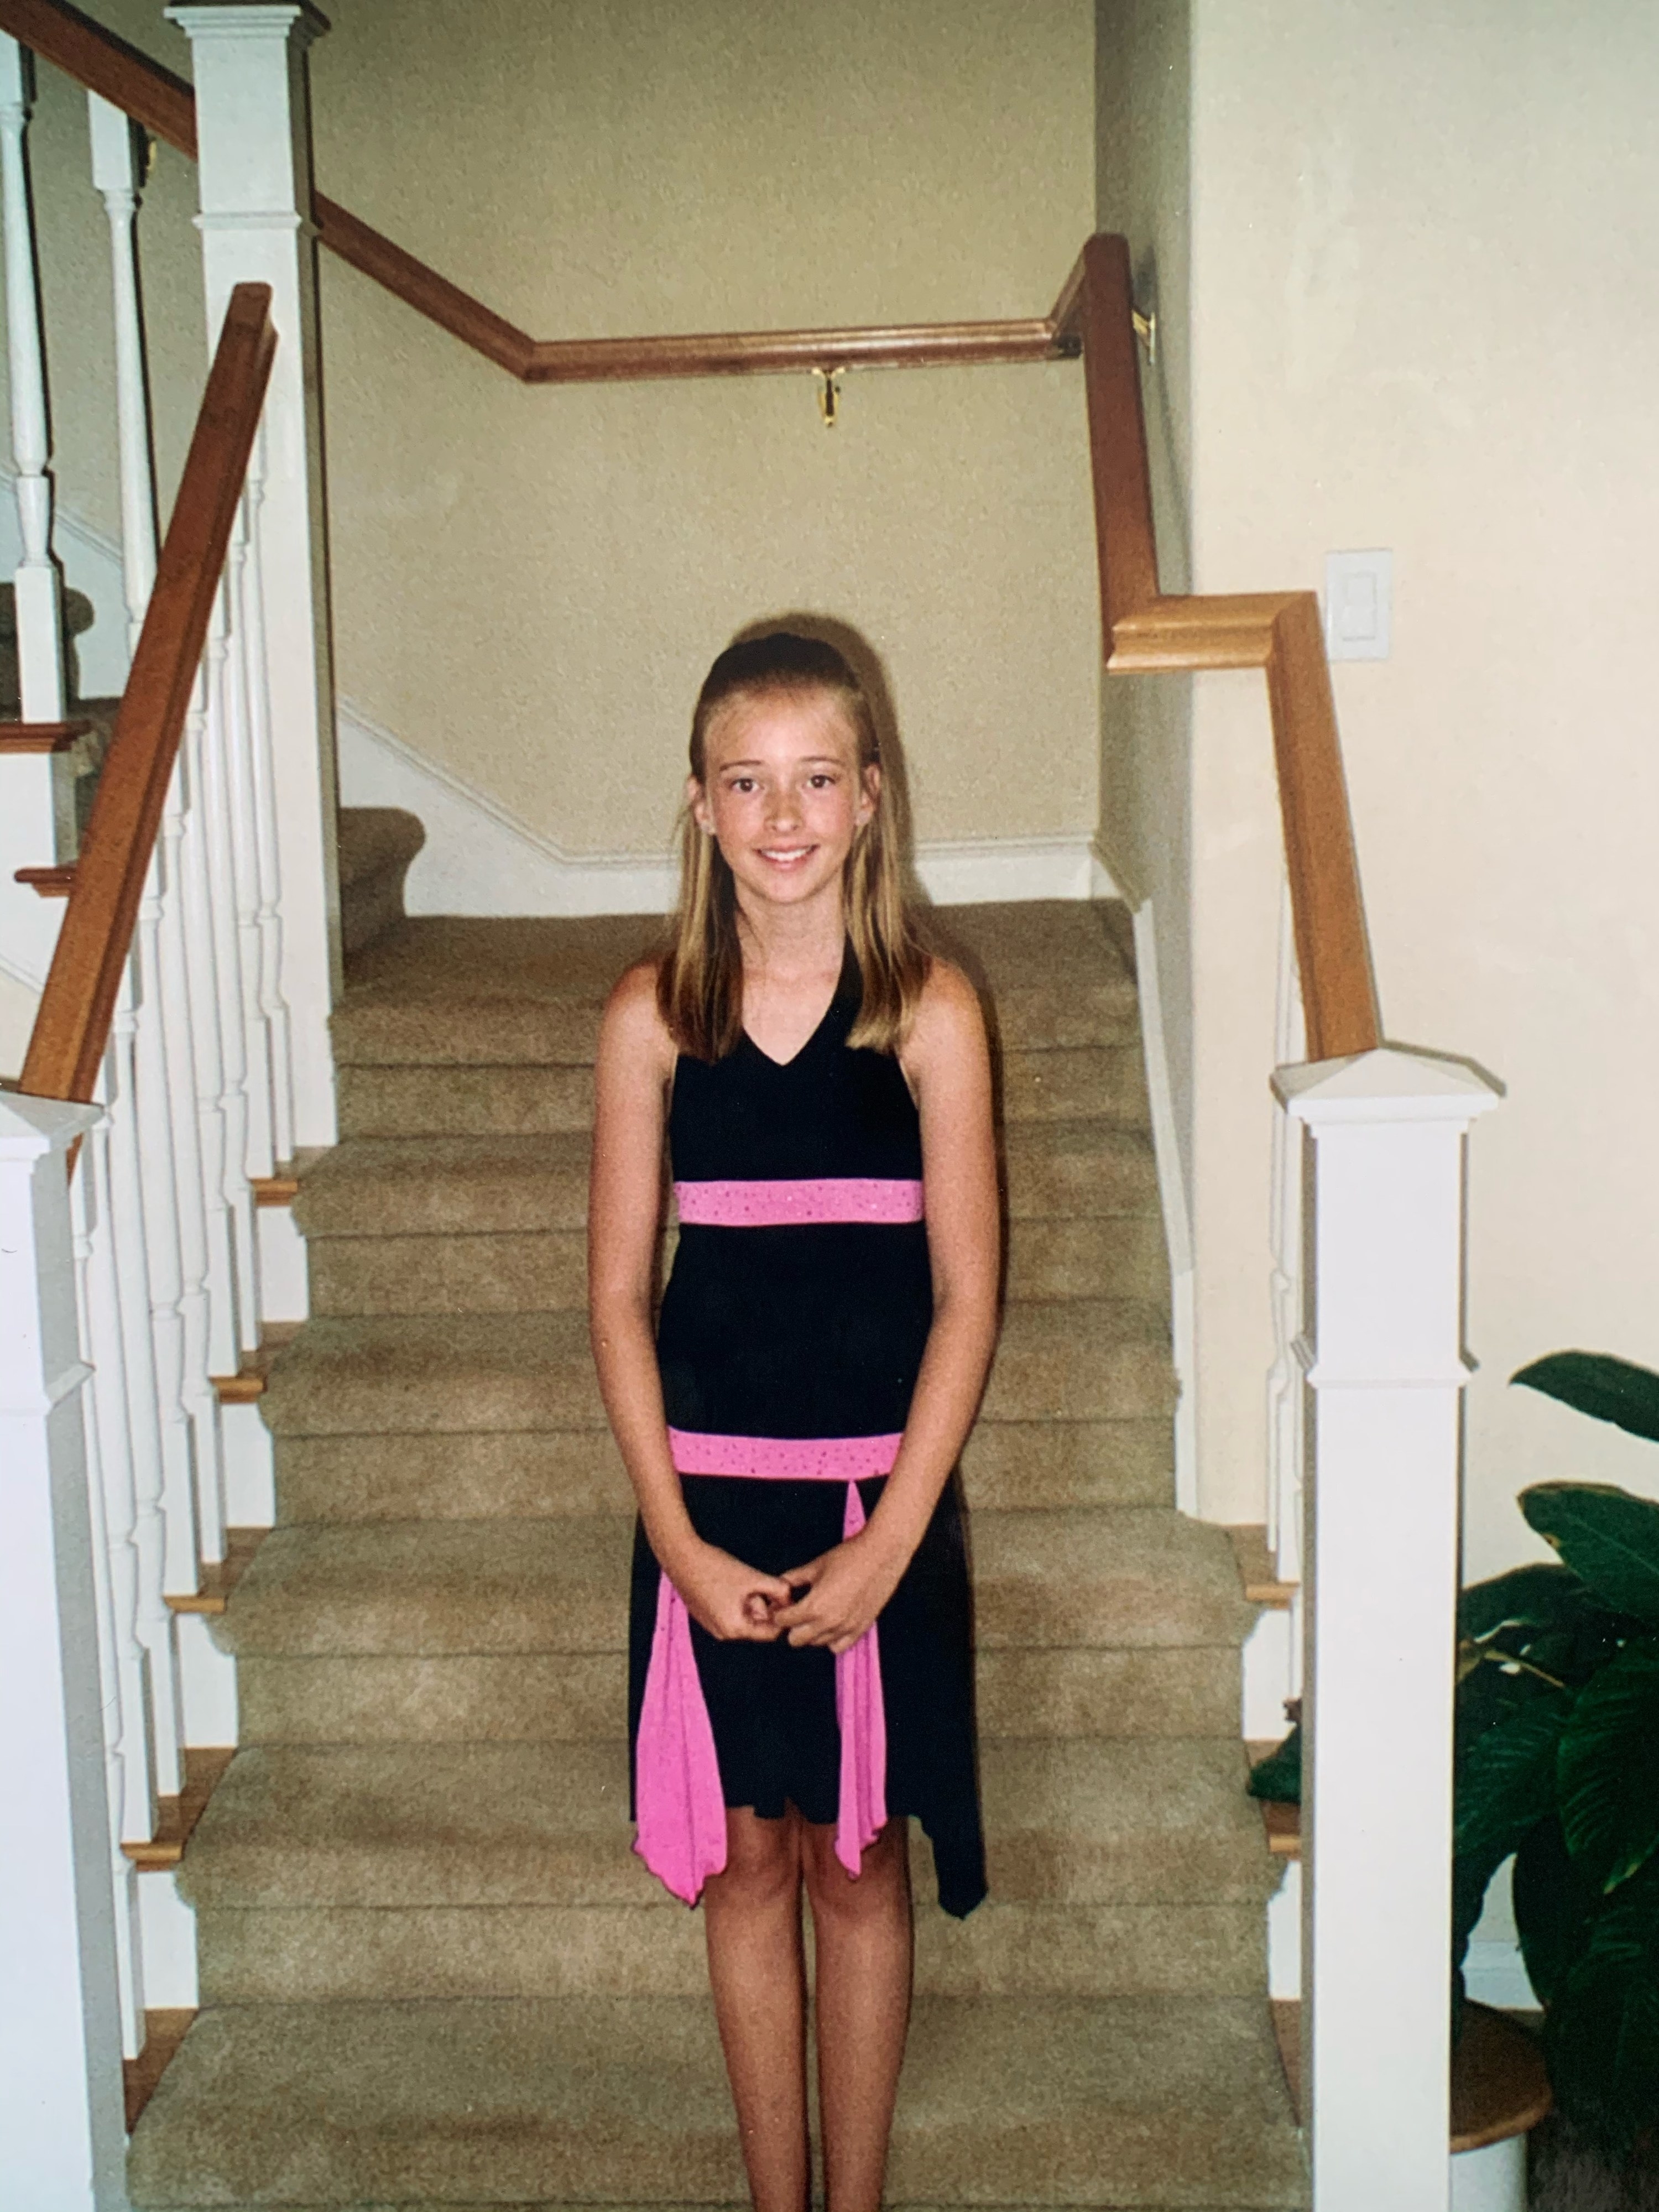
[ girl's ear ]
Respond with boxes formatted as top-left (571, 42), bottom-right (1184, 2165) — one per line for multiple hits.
top-left (857, 763), bottom-right (881, 828)
top-left (687, 773), bottom-right (712, 832)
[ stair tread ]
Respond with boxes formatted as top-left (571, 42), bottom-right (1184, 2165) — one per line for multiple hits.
top-left (220, 1506), bottom-right (1249, 1658)
top-left (127, 1994), bottom-right (1305, 2208)
top-left (259, 1300), bottom-right (1175, 1437)
top-left (178, 1736), bottom-right (1278, 1911)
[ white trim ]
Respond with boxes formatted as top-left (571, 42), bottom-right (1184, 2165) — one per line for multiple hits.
top-left (1129, 898), bottom-right (1196, 1514)
top-left (338, 697), bottom-right (1118, 917)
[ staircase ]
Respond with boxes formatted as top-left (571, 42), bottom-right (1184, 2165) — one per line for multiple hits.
top-left (128, 813), bottom-right (1304, 2210)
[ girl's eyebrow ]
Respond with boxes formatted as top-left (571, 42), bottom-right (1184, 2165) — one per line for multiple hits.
top-left (718, 755), bottom-right (845, 772)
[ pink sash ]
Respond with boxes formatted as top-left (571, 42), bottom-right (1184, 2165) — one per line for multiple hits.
top-left (633, 1431), bottom-right (898, 1906)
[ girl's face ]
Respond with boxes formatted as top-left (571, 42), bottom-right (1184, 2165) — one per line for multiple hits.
top-left (691, 687), bottom-right (878, 915)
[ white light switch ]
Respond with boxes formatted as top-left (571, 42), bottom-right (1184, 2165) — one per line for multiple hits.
top-left (1324, 549), bottom-right (1393, 661)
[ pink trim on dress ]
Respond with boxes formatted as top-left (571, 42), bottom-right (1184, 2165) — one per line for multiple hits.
top-left (674, 1177), bottom-right (924, 1228)
top-left (633, 1431), bottom-right (897, 1906)
top-left (666, 1428), bottom-right (904, 1481)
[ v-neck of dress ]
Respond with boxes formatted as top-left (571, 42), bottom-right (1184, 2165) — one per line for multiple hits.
top-left (740, 947), bottom-right (855, 1071)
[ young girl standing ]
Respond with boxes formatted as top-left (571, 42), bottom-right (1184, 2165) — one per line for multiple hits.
top-left (588, 632), bottom-right (999, 2212)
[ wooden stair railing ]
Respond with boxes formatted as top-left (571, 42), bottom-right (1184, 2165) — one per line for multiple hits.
top-left (17, 281), bottom-right (275, 1105)
top-left (1060, 232), bottom-right (1383, 1064)
top-left (0, 0), bottom-right (1077, 385)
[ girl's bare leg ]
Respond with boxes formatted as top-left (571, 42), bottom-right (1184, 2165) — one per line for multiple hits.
top-left (703, 1806), bottom-right (810, 2212)
top-left (803, 1817), bottom-right (914, 2212)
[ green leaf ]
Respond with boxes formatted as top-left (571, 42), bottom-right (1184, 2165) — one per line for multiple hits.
top-left (1542, 1859), bottom-right (1659, 2154)
top-left (1521, 1483), bottom-right (1659, 1626)
top-left (1459, 1561), bottom-right (1591, 1642)
top-left (1515, 1350), bottom-right (1659, 1444)
top-left (1512, 1814), bottom-right (1597, 2009)
top-left (1558, 1643), bottom-right (1659, 1892)
top-left (1455, 1693), bottom-right (1573, 1869)
top-left (1246, 1725), bottom-right (1301, 1804)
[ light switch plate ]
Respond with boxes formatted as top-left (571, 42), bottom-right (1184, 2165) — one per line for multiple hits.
top-left (1324, 549), bottom-right (1393, 661)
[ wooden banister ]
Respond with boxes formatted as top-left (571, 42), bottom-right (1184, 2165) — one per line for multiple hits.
top-left (1071, 234), bottom-right (1383, 1062)
top-left (18, 283), bottom-right (275, 1105)
top-left (0, 0), bottom-right (1075, 386)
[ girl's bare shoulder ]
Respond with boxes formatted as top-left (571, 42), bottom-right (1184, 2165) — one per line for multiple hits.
top-left (904, 954), bottom-right (988, 1068)
top-left (599, 957), bottom-right (676, 1070)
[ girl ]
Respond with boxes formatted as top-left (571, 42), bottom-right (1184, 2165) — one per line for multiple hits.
top-left (588, 631), bottom-right (999, 2212)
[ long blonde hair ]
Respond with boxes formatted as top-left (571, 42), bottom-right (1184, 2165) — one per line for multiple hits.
top-left (658, 632), bottom-right (928, 1061)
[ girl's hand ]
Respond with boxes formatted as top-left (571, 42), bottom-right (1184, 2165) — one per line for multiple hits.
top-left (669, 1540), bottom-right (792, 1642)
top-left (773, 1528), bottom-right (910, 1653)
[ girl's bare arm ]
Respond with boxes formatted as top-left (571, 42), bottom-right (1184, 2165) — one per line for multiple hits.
top-left (587, 963), bottom-right (790, 1641)
top-left (774, 958), bottom-right (1000, 1652)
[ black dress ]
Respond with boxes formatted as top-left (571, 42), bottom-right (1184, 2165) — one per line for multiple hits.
top-left (627, 952), bottom-right (987, 1918)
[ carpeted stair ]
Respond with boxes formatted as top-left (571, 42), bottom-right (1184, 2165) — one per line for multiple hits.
top-left (129, 837), bottom-right (1305, 2210)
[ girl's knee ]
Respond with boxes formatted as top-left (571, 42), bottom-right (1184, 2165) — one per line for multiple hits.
top-left (802, 1817), bottom-right (910, 1921)
top-left (706, 1807), bottom-right (802, 1909)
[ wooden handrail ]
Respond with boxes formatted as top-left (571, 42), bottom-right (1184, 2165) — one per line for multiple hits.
top-left (19, 283), bottom-right (275, 1105)
top-left (1072, 233), bottom-right (1382, 1062)
top-left (0, 0), bottom-right (1075, 385)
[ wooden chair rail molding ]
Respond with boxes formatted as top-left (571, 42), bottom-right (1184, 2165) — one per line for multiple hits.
top-left (0, 0), bottom-right (1077, 385)
top-left (1062, 232), bottom-right (1383, 1063)
top-left (18, 282), bottom-right (276, 1105)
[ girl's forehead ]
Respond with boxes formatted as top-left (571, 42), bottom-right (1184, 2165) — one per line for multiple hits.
top-left (703, 686), bottom-right (860, 768)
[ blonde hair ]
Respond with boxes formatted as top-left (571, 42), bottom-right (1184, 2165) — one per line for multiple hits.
top-left (658, 632), bottom-right (928, 1061)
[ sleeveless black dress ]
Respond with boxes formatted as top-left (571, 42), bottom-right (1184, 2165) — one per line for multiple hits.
top-left (627, 952), bottom-right (987, 1918)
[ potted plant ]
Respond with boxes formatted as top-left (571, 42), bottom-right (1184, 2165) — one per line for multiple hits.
top-left (1251, 1349), bottom-right (1659, 2158)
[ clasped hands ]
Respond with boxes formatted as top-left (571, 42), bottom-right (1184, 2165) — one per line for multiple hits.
top-left (671, 1527), bottom-right (907, 1656)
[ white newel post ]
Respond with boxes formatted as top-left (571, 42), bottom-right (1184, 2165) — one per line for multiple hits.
top-left (1276, 1048), bottom-right (1500, 2212)
top-left (0, 33), bottom-right (69, 990)
top-left (167, 1), bottom-right (340, 1151)
top-left (0, 1095), bottom-right (128, 2212)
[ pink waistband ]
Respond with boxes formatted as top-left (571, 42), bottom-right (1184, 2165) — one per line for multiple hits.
top-left (675, 1177), bottom-right (924, 1228)
top-left (667, 1428), bottom-right (903, 1480)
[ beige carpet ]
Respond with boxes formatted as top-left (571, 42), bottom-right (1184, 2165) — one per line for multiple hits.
top-left (130, 812), bottom-right (1305, 2209)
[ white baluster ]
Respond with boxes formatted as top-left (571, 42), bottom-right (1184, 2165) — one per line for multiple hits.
top-left (1266, 878), bottom-right (1307, 1606)
top-left (69, 1121), bottom-right (148, 2058)
top-left (200, 575), bottom-right (261, 1345)
top-left (154, 744), bottom-right (228, 1569)
top-left (0, 1091), bottom-right (127, 2211)
top-left (131, 851), bottom-right (205, 1603)
top-left (0, 34), bottom-right (67, 992)
top-left (237, 427), bottom-right (296, 1170)
top-left (178, 653), bottom-right (243, 1380)
top-left (222, 483), bottom-right (276, 1234)
top-left (1278, 1047), bottom-right (1500, 2212)
top-left (88, 93), bottom-right (158, 652)
top-left (108, 966), bottom-right (185, 1797)
top-left (0, 34), bottom-right (65, 721)
top-left (171, 2), bottom-right (342, 1155)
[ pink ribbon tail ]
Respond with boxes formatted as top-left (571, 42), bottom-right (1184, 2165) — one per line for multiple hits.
top-left (633, 1570), bottom-right (728, 1905)
top-left (834, 1479), bottom-right (889, 1877)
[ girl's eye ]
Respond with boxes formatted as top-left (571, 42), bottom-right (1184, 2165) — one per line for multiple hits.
top-left (728, 778), bottom-right (757, 794)
top-left (808, 774), bottom-right (837, 789)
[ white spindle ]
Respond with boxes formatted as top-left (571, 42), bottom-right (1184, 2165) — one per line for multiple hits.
top-left (131, 857), bottom-right (206, 1600)
top-left (221, 483), bottom-right (276, 1232)
top-left (107, 968), bottom-right (185, 1799)
top-left (1278, 1047), bottom-right (1499, 2212)
top-left (178, 656), bottom-right (244, 1380)
top-left (88, 92), bottom-right (158, 652)
top-left (199, 580), bottom-right (262, 1346)
top-left (153, 749), bottom-right (228, 1569)
top-left (237, 427), bottom-right (297, 1170)
top-left (1265, 881), bottom-right (1307, 1717)
top-left (69, 1130), bottom-right (148, 2058)
top-left (0, 1092), bottom-right (127, 2212)
top-left (0, 33), bottom-right (65, 722)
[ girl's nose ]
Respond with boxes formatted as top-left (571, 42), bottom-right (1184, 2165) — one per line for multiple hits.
top-left (766, 787), bottom-right (802, 828)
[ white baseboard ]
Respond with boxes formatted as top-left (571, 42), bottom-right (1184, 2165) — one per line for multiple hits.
top-left (338, 699), bottom-right (1116, 917)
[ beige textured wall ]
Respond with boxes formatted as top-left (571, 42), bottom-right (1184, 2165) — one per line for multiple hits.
top-left (1173, 0), bottom-right (1659, 1562)
top-left (30, 0), bottom-right (1099, 861)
